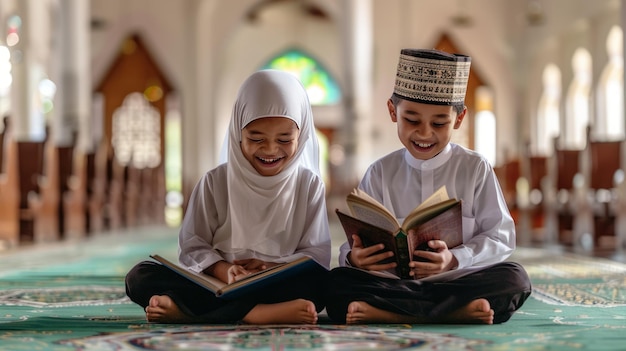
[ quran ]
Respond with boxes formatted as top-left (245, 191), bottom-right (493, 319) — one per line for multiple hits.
top-left (336, 186), bottom-right (463, 279)
top-left (150, 254), bottom-right (327, 299)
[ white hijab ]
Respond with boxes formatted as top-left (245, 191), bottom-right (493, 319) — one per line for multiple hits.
top-left (222, 70), bottom-right (321, 255)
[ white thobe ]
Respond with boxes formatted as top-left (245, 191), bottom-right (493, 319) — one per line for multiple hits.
top-left (339, 143), bottom-right (515, 269)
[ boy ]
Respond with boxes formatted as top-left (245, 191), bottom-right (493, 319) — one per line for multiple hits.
top-left (326, 49), bottom-right (531, 325)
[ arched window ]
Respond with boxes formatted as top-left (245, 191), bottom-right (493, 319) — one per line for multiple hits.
top-left (536, 64), bottom-right (561, 155)
top-left (260, 49), bottom-right (339, 185)
top-left (596, 25), bottom-right (624, 140)
top-left (261, 49), bottom-right (340, 105)
top-left (565, 48), bottom-right (592, 149)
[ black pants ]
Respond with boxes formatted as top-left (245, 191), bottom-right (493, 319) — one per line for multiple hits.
top-left (125, 261), bottom-right (328, 323)
top-left (325, 261), bottom-right (531, 324)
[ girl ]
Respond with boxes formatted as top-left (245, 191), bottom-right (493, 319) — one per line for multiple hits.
top-left (125, 70), bottom-right (331, 324)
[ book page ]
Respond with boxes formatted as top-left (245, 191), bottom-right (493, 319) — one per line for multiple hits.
top-left (402, 198), bottom-right (460, 230)
top-left (347, 189), bottom-right (400, 232)
top-left (414, 186), bottom-right (450, 212)
top-left (348, 204), bottom-right (399, 233)
top-left (150, 254), bottom-right (225, 292)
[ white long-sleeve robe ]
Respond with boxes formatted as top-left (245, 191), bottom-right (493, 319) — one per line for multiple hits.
top-left (339, 143), bottom-right (515, 269)
top-left (179, 163), bottom-right (331, 273)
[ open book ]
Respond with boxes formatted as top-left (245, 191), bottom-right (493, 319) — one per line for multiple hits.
top-left (150, 254), bottom-right (327, 300)
top-left (335, 185), bottom-right (463, 279)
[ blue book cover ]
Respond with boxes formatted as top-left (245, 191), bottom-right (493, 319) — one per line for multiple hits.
top-left (150, 254), bottom-right (327, 300)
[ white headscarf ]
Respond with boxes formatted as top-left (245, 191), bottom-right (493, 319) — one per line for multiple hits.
top-left (223, 70), bottom-right (321, 255)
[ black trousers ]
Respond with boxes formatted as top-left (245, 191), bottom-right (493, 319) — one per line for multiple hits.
top-left (325, 261), bottom-right (531, 324)
top-left (125, 261), bottom-right (328, 323)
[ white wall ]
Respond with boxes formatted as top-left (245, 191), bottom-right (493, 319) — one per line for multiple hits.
top-left (369, 0), bottom-right (529, 168)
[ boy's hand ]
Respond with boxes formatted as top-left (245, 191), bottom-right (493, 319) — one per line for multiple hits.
top-left (348, 234), bottom-right (397, 271)
top-left (408, 240), bottom-right (458, 279)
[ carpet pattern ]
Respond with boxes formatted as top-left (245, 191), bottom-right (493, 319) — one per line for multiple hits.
top-left (57, 325), bottom-right (492, 350)
top-left (1, 226), bottom-right (626, 350)
top-left (1, 285), bottom-right (128, 307)
top-left (512, 248), bottom-right (626, 307)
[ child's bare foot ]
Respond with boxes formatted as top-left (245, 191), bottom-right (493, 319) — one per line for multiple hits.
top-left (145, 295), bottom-right (198, 323)
top-left (243, 299), bottom-right (318, 324)
top-left (439, 298), bottom-right (494, 324)
top-left (346, 301), bottom-right (424, 324)
top-left (345, 298), bottom-right (494, 325)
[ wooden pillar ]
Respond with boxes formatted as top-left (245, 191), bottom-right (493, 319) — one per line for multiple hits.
top-left (16, 140), bottom-right (45, 243)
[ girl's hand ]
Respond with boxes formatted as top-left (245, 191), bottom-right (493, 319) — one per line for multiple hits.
top-left (348, 234), bottom-right (397, 271)
top-left (227, 264), bottom-right (250, 283)
top-left (233, 258), bottom-right (268, 272)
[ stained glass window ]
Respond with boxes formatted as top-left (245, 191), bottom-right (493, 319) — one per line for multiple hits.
top-left (261, 49), bottom-right (340, 105)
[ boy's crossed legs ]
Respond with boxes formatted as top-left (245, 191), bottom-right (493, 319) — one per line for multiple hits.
top-left (326, 262), bottom-right (530, 325)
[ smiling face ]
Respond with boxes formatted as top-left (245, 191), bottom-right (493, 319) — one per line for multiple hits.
top-left (388, 98), bottom-right (466, 160)
top-left (241, 117), bottom-right (300, 176)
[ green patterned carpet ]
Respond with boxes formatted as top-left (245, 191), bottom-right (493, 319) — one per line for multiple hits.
top-left (1, 226), bottom-right (626, 350)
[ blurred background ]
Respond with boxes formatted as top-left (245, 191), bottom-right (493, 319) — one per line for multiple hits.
top-left (0, 0), bottom-right (624, 258)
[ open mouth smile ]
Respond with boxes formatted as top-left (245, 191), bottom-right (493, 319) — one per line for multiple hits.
top-left (412, 141), bottom-right (435, 151)
top-left (256, 156), bottom-right (285, 165)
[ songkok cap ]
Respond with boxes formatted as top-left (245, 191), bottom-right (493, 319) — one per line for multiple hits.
top-left (393, 49), bottom-right (471, 105)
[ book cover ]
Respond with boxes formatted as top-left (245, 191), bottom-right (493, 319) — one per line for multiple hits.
top-left (336, 196), bottom-right (463, 279)
top-left (150, 254), bottom-right (327, 300)
top-left (406, 201), bottom-right (463, 254)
